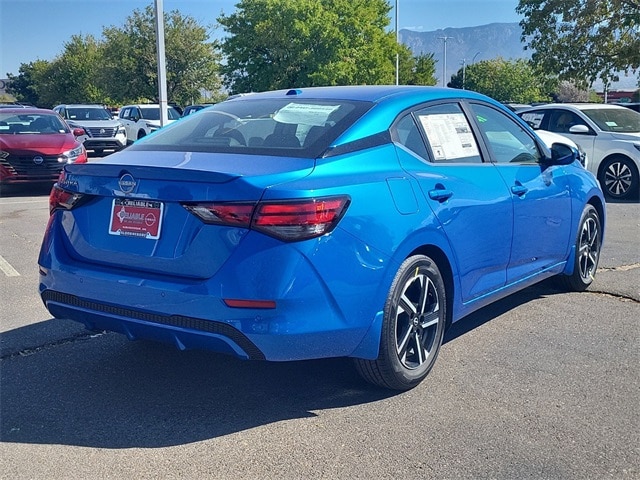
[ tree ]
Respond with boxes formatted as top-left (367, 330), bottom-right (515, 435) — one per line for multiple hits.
top-left (517, 0), bottom-right (640, 86)
top-left (448, 58), bottom-right (551, 103)
top-left (399, 52), bottom-right (438, 86)
top-left (6, 60), bottom-right (53, 107)
top-left (100, 5), bottom-right (222, 105)
top-left (218, 0), bottom-right (400, 93)
top-left (38, 35), bottom-right (106, 107)
top-left (554, 80), bottom-right (592, 103)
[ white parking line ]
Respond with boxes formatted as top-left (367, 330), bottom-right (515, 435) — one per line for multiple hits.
top-left (0, 255), bottom-right (20, 277)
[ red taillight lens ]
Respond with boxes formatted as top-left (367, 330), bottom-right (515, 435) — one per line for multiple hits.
top-left (253, 197), bottom-right (350, 241)
top-left (49, 184), bottom-right (85, 215)
top-left (183, 196), bottom-right (350, 241)
top-left (182, 203), bottom-right (254, 227)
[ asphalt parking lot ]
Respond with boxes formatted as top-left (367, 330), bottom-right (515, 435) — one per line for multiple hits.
top-left (0, 190), bottom-right (638, 479)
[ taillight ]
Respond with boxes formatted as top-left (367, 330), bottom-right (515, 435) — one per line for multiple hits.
top-left (183, 196), bottom-right (350, 241)
top-left (253, 197), bottom-right (350, 241)
top-left (49, 172), bottom-right (86, 215)
top-left (182, 203), bottom-right (254, 227)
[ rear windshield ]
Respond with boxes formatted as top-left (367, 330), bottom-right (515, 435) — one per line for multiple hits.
top-left (129, 98), bottom-right (372, 158)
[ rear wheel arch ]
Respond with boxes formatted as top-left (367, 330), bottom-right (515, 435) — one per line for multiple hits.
top-left (408, 245), bottom-right (454, 329)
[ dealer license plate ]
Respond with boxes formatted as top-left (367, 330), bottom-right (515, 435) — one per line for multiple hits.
top-left (109, 198), bottom-right (164, 239)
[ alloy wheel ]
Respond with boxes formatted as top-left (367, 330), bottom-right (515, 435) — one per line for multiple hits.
top-left (604, 160), bottom-right (632, 198)
top-left (577, 214), bottom-right (600, 282)
top-left (395, 273), bottom-right (441, 369)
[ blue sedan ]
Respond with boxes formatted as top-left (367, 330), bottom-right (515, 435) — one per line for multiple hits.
top-left (38, 86), bottom-right (605, 390)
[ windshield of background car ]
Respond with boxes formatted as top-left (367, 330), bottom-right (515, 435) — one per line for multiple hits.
top-left (129, 98), bottom-right (373, 158)
top-left (581, 108), bottom-right (640, 133)
top-left (0, 112), bottom-right (70, 134)
top-left (139, 106), bottom-right (181, 121)
top-left (66, 107), bottom-right (112, 121)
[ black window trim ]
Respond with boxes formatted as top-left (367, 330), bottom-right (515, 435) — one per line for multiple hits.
top-left (390, 98), bottom-right (496, 165)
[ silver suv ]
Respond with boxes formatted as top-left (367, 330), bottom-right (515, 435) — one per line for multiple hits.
top-left (54, 104), bottom-right (127, 155)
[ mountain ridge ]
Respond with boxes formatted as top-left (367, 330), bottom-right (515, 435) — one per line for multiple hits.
top-left (399, 22), bottom-right (529, 85)
top-left (400, 22), bottom-right (638, 90)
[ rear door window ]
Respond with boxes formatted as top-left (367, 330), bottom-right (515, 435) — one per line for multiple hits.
top-left (409, 103), bottom-right (483, 163)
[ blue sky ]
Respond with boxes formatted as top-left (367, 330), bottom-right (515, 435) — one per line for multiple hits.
top-left (0, 0), bottom-right (522, 77)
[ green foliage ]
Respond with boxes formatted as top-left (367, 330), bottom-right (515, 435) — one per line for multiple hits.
top-left (41, 35), bottom-right (106, 107)
top-left (218, 0), bottom-right (400, 93)
top-left (101, 6), bottom-right (222, 105)
top-left (6, 60), bottom-right (53, 107)
top-left (399, 51), bottom-right (438, 86)
top-left (517, 0), bottom-right (640, 86)
top-left (8, 4), bottom-right (221, 108)
top-left (448, 58), bottom-right (551, 103)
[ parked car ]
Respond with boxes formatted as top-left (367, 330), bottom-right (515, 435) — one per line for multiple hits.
top-left (39, 86), bottom-right (604, 390)
top-left (536, 129), bottom-right (588, 168)
top-left (518, 103), bottom-right (640, 200)
top-left (0, 108), bottom-right (87, 186)
top-left (54, 104), bottom-right (127, 155)
top-left (0, 103), bottom-right (35, 109)
top-left (616, 102), bottom-right (640, 113)
top-left (182, 104), bottom-right (215, 117)
top-left (118, 104), bottom-right (181, 144)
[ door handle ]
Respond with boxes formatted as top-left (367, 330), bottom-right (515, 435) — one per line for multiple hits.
top-left (428, 188), bottom-right (453, 202)
top-left (511, 184), bottom-right (528, 196)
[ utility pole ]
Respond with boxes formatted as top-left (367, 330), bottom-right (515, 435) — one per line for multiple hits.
top-left (395, 0), bottom-right (399, 85)
top-left (439, 36), bottom-right (452, 87)
top-left (461, 59), bottom-right (466, 89)
top-left (154, 0), bottom-right (168, 127)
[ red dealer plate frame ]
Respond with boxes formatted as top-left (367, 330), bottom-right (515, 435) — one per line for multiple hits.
top-left (109, 198), bottom-right (164, 239)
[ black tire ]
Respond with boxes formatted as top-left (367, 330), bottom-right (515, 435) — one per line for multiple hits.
top-left (600, 155), bottom-right (639, 200)
top-left (137, 130), bottom-right (147, 140)
top-left (557, 204), bottom-right (602, 291)
top-left (355, 255), bottom-right (446, 390)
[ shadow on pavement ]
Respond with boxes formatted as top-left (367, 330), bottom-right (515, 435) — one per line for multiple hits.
top-left (0, 280), bottom-right (559, 449)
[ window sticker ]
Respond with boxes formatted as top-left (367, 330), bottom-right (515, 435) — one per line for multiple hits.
top-left (605, 121), bottom-right (618, 127)
top-left (418, 113), bottom-right (480, 160)
top-left (273, 103), bottom-right (340, 126)
top-left (520, 112), bottom-right (544, 129)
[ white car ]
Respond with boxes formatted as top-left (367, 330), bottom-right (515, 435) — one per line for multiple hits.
top-left (54, 104), bottom-right (127, 155)
top-left (518, 103), bottom-right (640, 200)
top-left (535, 129), bottom-right (588, 169)
top-left (118, 104), bottom-right (181, 144)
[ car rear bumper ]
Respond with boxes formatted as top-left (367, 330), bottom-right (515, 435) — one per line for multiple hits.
top-left (38, 226), bottom-right (386, 361)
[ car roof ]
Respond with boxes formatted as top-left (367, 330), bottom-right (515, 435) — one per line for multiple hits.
top-left (520, 103), bottom-right (631, 112)
top-left (0, 107), bottom-right (58, 115)
top-left (226, 85), bottom-right (490, 104)
top-left (56, 104), bottom-right (107, 108)
top-left (123, 104), bottom-right (163, 108)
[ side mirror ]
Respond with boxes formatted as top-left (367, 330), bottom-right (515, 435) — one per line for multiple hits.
top-left (568, 124), bottom-right (590, 134)
top-left (550, 142), bottom-right (578, 165)
top-left (72, 128), bottom-right (85, 137)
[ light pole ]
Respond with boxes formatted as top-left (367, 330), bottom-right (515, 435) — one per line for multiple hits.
top-left (439, 36), bottom-right (452, 87)
top-left (461, 59), bottom-right (466, 89)
top-left (395, 0), bottom-right (399, 85)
